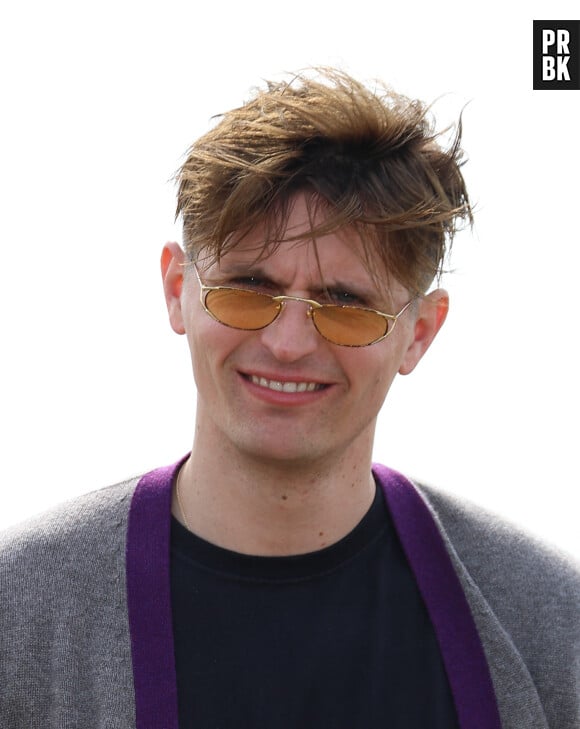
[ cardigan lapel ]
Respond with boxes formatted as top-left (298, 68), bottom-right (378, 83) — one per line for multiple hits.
top-left (126, 458), bottom-right (186, 729)
top-left (373, 464), bottom-right (503, 729)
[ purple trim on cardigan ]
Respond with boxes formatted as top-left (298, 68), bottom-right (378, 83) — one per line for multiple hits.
top-left (126, 458), bottom-right (186, 729)
top-left (373, 464), bottom-right (502, 729)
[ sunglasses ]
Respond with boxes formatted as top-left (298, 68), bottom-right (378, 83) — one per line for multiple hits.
top-left (193, 265), bottom-right (414, 347)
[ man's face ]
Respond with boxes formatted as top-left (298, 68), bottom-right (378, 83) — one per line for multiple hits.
top-left (162, 195), bottom-right (447, 469)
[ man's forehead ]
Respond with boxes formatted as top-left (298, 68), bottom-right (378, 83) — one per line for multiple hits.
top-left (193, 192), bottom-right (408, 296)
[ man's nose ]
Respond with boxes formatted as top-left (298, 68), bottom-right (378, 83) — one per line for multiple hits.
top-left (259, 299), bottom-right (320, 362)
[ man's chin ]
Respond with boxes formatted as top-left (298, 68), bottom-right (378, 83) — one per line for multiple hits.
top-left (233, 438), bottom-right (336, 472)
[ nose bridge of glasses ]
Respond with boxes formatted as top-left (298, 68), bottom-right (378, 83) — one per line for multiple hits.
top-left (272, 293), bottom-right (320, 318)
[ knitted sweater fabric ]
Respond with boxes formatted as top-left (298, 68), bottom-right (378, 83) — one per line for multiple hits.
top-left (0, 463), bottom-right (579, 729)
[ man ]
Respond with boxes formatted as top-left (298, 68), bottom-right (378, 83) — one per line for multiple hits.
top-left (1, 69), bottom-right (579, 728)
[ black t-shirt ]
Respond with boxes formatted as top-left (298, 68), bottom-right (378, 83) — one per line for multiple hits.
top-left (170, 482), bottom-right (459, 728)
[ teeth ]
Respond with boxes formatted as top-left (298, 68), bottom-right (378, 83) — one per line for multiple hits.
top-left (250, 375), bottom-right (321, 393)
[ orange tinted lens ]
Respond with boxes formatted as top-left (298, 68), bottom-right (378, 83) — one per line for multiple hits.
top-left (205, 288), bottom-right (280, 329)
top-left (313, 306), bottom-right (388, 346)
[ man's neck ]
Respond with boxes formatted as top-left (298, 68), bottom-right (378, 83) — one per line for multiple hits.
top-left (172, 435), bottom-right (377, 556)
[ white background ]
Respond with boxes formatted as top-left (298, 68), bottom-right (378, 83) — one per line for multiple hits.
top-left (1, 1), bottom-right (579, 557)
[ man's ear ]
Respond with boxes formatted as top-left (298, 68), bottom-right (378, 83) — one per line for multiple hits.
top-left (398, 289), bottom-right (449, 375)
top-left (161, 242), bottom-right (186, 335)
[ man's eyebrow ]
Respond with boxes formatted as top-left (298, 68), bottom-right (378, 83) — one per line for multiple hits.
top-left (314, 278), bottom-right (369, 294)
top-left (312, 279), bottom-right (384, 305)
top-left (214, 263), bottom-right (279, 284)
top-left (216, 262), bottom-right (269, 276)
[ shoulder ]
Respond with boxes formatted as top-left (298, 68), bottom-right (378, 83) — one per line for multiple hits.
top-left (0, 477), bottom-right (141, 727)
top-left (0, 477), bottom-right (141, 613)
top-left (415, 483), bottom-right (580, 603)
top-left (415, 482), bottom-right (580, 728)
top-left (0, 477), bottom-right (139, 570)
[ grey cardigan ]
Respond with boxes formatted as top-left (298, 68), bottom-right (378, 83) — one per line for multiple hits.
top-left (1, 459), bottom-right (579, 728)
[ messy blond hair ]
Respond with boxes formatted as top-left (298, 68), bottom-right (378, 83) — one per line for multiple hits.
top-left (176, 68), bottom-right (472, 295)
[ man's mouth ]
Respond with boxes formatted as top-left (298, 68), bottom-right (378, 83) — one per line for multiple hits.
top-left (247, 375), bottom-right (326, 393)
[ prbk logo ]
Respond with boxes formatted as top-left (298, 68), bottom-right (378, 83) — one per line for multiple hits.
top-left (533, 21), bottom-right (580, 89)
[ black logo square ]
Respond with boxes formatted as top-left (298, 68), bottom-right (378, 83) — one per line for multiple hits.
top-left (533, 20), bottom-right (580, 89)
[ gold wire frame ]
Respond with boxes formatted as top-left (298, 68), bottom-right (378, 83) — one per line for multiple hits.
top-left (193, 265), bottom-right (414, 347)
